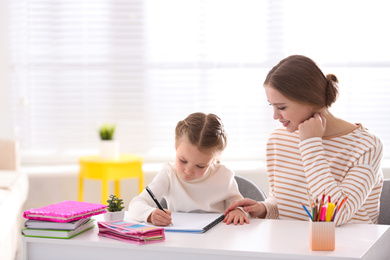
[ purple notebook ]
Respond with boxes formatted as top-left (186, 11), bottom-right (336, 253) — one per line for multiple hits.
top-left (23, 200), bottom-right (107, 223)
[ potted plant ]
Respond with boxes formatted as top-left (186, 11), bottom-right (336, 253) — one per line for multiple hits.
top-left (99, 124), bottom-right (116, 140)
top-left (98, 124), bottom-right (119, 160)
top-left (104, 194), bottom-right (125, 221)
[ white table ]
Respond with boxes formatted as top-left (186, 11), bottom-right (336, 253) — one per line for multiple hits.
top-left (22, 214), bottom-right (390, 260)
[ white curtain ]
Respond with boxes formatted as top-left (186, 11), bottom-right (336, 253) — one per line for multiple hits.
top-left (7, 0), bottom-right (390, 164)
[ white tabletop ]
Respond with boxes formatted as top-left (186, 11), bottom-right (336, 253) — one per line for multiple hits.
top-left (22, 213), bottom-right (390, 260)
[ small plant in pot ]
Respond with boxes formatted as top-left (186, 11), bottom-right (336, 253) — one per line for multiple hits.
top-left (104, 194), bottom-right (125, 221)
top-left (99, 124), bottom-right (116, 140)
top-left (98, 124), bottom-right (119, 160)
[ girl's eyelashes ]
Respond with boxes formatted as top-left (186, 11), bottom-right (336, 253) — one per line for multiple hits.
top-left (196, 165), bottom-right (205, 169)
top-left (180, 159), bottom-right (187, 163)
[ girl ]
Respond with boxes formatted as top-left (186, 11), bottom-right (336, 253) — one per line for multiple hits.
top-left (129, 112), bottom-right (247, 226)
top-left (225, 55), bottom-right (384, 226)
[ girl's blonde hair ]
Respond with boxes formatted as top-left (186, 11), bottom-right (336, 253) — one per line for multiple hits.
top-left (175, 112), bottom-right (227, 155)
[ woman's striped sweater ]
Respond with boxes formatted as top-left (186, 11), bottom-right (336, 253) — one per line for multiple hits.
top-left (263, 123), bottom-right (384, 226)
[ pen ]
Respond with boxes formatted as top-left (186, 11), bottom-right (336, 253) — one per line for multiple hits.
top-left (145, 186), bottom-right (173, 225)
top-left (338, 195), bottom-right (348, 211)
top-left (316, 193), bottom-right (325, 221)
top-left (145, 186), bottom-right (166, 212)
top-left (320, 205), bottom-right (327, 221)
top-left (333, 195), bottom-right (348, 222)
top-left (299, 201), bottom-right (313, 220)
top-left (331, 206), bottom-right (338, 222)
top-left (313, 198), bottom-right (318, 221)
top-left (331, 200), bottom-right (339, 222)
top-left (325, 202), bottom-right (335, 222)
top-left (312, 203), bottom-right (315, 221)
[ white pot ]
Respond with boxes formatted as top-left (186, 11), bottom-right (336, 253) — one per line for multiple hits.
top-left (104, 211), bottom-right (125, 221)
top-left (99, 140), bottom-right (119, 160)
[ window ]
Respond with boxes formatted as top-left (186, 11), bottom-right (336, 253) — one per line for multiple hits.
top-left (7, 0), bottom-right (390, 164)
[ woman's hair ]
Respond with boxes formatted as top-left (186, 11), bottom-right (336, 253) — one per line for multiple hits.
top-left (264, 55), bottom-right (339, 108)
top-left (175, 112), bottom-right (227, 155)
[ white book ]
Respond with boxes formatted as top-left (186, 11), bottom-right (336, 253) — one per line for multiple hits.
top-left (25, 217), bottom-right (91, 230)
top-left (22, 219), bottom-right (95, 239)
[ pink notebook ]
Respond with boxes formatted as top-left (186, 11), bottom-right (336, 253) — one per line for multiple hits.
top-left (98, 220), bottom-right (165, 244)
top-left (23, 200), bottom-right (107, 223)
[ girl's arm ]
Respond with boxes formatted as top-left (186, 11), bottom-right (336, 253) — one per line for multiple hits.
top-left (128, 164), bottom-right (171, 222)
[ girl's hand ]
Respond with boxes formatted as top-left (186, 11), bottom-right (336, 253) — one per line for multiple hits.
top-left (298, 113), bottom-right (326, 141)
top-left (225, 198), bottom-right (266, 219)
top-left (223, 208), bottom-right (249, 225)
top-left (147, 208), bottom-right (172, 226)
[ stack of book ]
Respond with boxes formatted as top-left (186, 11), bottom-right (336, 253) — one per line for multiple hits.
top-left (98, 220), bottom-right (165, 244)
top-left (22, 200), bottom-right (107, 239)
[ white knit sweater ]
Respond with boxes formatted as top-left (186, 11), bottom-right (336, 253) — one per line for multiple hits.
top-left (128, 162), bottom-right (243, 222)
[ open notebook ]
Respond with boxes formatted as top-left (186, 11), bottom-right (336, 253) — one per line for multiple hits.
top-left (149, 212), bottom-right (225, 234)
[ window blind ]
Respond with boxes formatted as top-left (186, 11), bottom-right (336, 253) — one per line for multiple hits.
top-left (7, 0), bottom-right (390, 164)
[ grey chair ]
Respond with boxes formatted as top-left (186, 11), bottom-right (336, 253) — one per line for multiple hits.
top-left (234, 175), bottom-right (267, 202)
top-left (160, 175), bottom-right (267, 208)
top-left (378, 179), bottom-right (390, 225)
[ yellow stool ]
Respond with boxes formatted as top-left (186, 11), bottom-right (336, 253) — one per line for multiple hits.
top-left (78, 154), bottom-right (144, 205)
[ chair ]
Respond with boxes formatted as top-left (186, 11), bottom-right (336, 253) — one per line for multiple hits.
top-left (160, 175), bottom-right (267, 208)
top-left (378, 179), bottom-right (390, 225)
top-left (234, 175), bottom-right (267, 202)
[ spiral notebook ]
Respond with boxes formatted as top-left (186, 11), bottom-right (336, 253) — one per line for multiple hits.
top-left (154, 212), bottom-right (225, 234)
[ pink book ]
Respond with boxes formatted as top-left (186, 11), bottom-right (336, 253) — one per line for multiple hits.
top-left (98, 221), bottom-right (165, 245)
top-left (23, 200), bottom-right (107, 223)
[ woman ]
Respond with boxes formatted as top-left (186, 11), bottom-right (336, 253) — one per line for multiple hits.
top-left (224, 55), bottom-right (383, 226)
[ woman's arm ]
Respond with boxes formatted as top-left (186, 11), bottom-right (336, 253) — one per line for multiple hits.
top-left (299, 135), bottom-right (383, 225)
top-left (224, 198), bottom-right (267, 218)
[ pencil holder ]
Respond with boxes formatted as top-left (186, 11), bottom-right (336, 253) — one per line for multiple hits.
top-left (309, 221), bottom-right (335, 251)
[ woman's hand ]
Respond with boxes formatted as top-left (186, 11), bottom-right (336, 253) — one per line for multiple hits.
top-left (298, 113), bottom-right (326, 141)
top-left (147, 208), bottom-right (172, 226)
top-left (224, 198), bottom-right (266, 219)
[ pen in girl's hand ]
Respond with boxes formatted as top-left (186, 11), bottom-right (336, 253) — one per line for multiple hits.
top-left (145, 186), bottom-right (173, 225)
top-left (146, 186), bottom-right (166, 213)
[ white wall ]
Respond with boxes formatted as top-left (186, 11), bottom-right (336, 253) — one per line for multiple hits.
top-left (0, 1), bottom-right (14, 140)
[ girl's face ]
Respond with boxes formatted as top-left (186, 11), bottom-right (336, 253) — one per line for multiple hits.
top-left (175, 137), bottom-right (215, 182)
top-left (265, 85), bottom-right (316, 133)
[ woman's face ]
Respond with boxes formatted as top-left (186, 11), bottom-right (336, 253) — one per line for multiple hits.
top-left (265, 85), bottom-right (316, 133)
